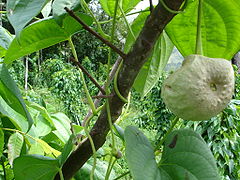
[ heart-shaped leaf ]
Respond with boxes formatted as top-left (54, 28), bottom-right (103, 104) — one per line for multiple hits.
top-left (166, 0), bottom-right (240, 59)
top-left (13, 155), bottom-right (59, 180)
top-left (5, 13), bottom-right (92, 64)
top-left (159, 129), bottom-right (220, 180)
top-left (7, 0), bottom-right (50, 34)
top-left (125, 126), bottom-right (161, 180)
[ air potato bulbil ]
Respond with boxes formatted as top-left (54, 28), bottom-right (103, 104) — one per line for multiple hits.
top-left (161, 54), bottom-right (235, 121)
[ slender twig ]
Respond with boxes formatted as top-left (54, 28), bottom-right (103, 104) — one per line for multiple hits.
top-left (64, 7), bottom-right (126, 59)
top-left (149, 0), bottom-right (154, 12)
top-left (82, 57), bottom-right (122, 126)
top-left (70, 57), bottom-right (106, 95)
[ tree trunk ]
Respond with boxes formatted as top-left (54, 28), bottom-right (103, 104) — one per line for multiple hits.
top-left (55, 0), bottom-right (184, 179)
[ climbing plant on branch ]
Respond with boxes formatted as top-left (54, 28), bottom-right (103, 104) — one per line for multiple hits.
top-left (0, 0), bottom-right (240, 179)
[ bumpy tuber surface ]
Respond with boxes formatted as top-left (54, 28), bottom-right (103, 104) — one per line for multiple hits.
top-left (161, 54), bottom-right (234, 121)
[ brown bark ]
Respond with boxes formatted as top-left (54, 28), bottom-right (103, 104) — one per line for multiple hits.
top-left (55, 0), bottom-right (184, 179)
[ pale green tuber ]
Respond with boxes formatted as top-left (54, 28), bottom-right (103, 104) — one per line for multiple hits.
top-left (161, 54), bottom-right (234, 121)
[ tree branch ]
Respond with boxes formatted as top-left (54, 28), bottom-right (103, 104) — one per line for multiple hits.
top-left (56, 0), bottom-right (184, 179)
top-left (70, 57), bottom-right (106, 95)
top-left (65, 7), bottom-right (126, 59)
top-left (82, 57), bottom-right (122, 126)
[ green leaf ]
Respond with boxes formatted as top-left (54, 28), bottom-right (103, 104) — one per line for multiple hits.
top-left (0, 64), bottom-right (33, 131)
top-left (4, 13), bottom-right (92, 64)
top-left (0, 26), bottom-right (13, 58)
top-left (124, 126), bottom-right (161, 180)
top-left (113, 124), bottom-right (125, 141)
top-left (166, 0), bottom-right (240, 60)
top-left (7, 132), bottom-right (24, 166)
top-left (27, 102), bottom-right (55, 129)
top-left (125, 10), bottom-right (173, 96)
top-left (58, 135), bottom-right (74, 166)
top-left (159, 129), bottom-right (220, 180)
top-left (13, 155), bottom-right (59, 180)
top-left (72, 124), bottom-right (84, 134)
top-left (133, 31), bottom-right (173, 96)
top-left (28, 143), bottom-right (45, 156)
top-left (0, 129), bottom-right (4, 157)
top-left (99, 0), bottom-right (141, 17)
top-left (51, 113), bottom-right (71, 144)
top-left (6, 0), bottom-right (50, 34)
top-left (35, 139), bottom-right (61, 157)
top-left (0, 96), bottom-right (28, 131)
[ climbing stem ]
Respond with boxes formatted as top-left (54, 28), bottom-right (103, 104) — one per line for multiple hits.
top-left (195, 0), bottom-right (203, 55)
top-left (159, 0), bottom-right (182, 14)
top-left (80, 0), bottom-right (110, 39)
top-left (118, 5), bottom-right (136, 41)
top-left (104, 0), bottom-right (120, 178)
top-left (59, 169), bottom-right (64, 180)
top-left (69, 37), bottom-right (100, 179)
top-left (105, 158), bottom-right (117, 180)
top-left (68, 38), bottom-right (97, 114)
top-left (114, 61), bottom-right (128, 103)
top-left (154, 117), bottom-right (180, 151)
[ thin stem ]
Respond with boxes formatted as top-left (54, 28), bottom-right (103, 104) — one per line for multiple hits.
top-left (118, 5), bottom-right (136, 41)
top-left (105, 156), bottom-right (113, 180)
top-left (98, 9), bottom-right (150, 25)
top-left (195, 0), bottom-right (203, 55)
top-left (68, 38), bottom-right (97, 114)
top-left (114, 61), bottom-right (128, 103)
top-left (114, 171), bottom-right (130, 180)
top-left (104, 1), bottom-right (120, 178)
top-left (84, 114), bottom-right (96, 180)
top-left (65, 7), bottom-right (126, 59)
top-left (59, 169), bottom-right (64, 180)
top-left (154, 117), bottom-right (180, 151)
top-left (105, 158), bottom-right (117, 180)
top-left (70, 57), bottom-right (106, 95)
top-left (82, 57), bottom-right (122, 126)
top-left (80, 0), bottom-right (110, 40)
top-left (0, 11), bottom-right (6, 13)
top-left (159, 0), bottom-right (182, 14)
